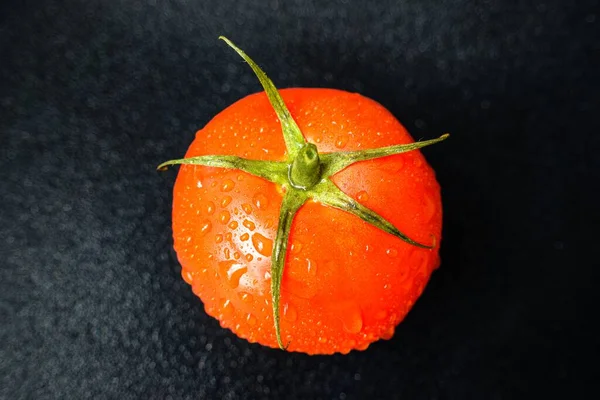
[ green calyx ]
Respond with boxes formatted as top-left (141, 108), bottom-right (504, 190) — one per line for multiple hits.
top-left (158, 36), bottom-right (449, 350)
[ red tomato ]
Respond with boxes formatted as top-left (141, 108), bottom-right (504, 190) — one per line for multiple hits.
top-left (160, 38), bottom-right (447, 355)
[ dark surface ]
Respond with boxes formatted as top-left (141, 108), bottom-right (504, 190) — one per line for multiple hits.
top-left (2, 0), bottom-right (599, 398)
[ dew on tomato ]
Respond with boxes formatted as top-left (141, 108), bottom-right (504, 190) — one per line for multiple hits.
top-left (218, 210), bottom-right (230, 224)
top-left (227, 220), bottom-right (238, 230)
top-left (218, 261), bottom-right (246, 289)
top-left (251, 233), bottom-right (273, 257)
top-left (334, 135), bottom-right (349, 149)
top-left (339, 305), bottom-right (363, 334)
top-left (283, 303), bottom-right (298, 322)
top-left (242, 219), bottom-right (256, 231)
top-left (220, 195), bottom-right (232, 207)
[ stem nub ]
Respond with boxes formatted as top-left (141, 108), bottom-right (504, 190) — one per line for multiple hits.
top-left (289, 143), bottom-right (322, 189)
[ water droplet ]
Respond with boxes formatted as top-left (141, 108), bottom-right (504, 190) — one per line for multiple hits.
top-left (335, 135), bottom-right (349, 148)
top-left (423, 191), bottom-right (437, 222)
top-left (203, 201), bottom-right (215, 215)
top-left (221, 195), bottom-right (232, 207)
top-left (199, 220), bottom-right (212, 236)
top-left (410, 249), bottom-right (426, 271)
top-left (225, 232), bottom-right (232, 242)
top-left (357, 190), bottom-right (369, 202)
top-left (395, 157), bottom-right (405, 172)
top-left (263, 271), bottom-right (271, 280)
top-left (243, 219), bottom-right (256, 231)
top-left (252, 193), bottom-right (269, 210)
top-left (283, 303), bottom-right (297, 321)
top-left (237, 174), bottom-right (245, 181)
top-left (386, 248), bottom-right (398, 257)
top-left (233, 251), bottom-right (241, 260)
top-left (356, 341), bottom-right (370, 351)
top-left (264, 218), bottom-right (275, 229)
top-left (223, 248), bottom-right (230, 259)
top-left (381, 326), bottom-right (395, 340)
top-left (414, 156), bottom-right (423, 168)
top-left (246, 313), bottom-right (257, 325)
top-left (228, 220), bottom-right (238, 230)
top-left (245, 254), bottom-right (253, 262)
top-left (318, 336), bottom-right (328, 344)
top-left (215, 234), bottom-right (223, 243)
top-left (374, 310), bottom-right (388, 320)
top-left (290, 242), bottom-right (302, 255)
top-left (181, 269), bottom-right (194, 285)
top-left (341, 306), bottom-right (363, 334)
top-left (221, 179), bottom-right (235, 192)
top-left (252, 233), bottom-right (273, 257)
top-left (241, 203), bottom-right (253, 214)
top-left (239, 292), bottom-right (254, 303)
top-left (205, 304), bottom-right (215, 315)
top-left (414, 274), bottom-right (426, 296)
top-left (191, 279), bottom-right (202, 296)
top-left (240, 233), bottom-right (250, 241)
top-left (218, 210), bottom-right (231, 224)
top-left (218, 261), bottom-right (247, 289)
top-left (306, 258), bottom-right (317, 277)
top-left (220, 298), bottom-right (235, 319)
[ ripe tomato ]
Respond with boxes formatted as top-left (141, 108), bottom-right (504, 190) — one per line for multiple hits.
top-left (160, 37), bottom-right (447, 355)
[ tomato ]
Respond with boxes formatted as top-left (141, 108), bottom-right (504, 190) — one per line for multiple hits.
top-left (159, 37), bottom-right (448, 355)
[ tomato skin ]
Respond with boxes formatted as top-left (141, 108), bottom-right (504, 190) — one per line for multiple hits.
top-left (172, 88), bottom-right (442, 354)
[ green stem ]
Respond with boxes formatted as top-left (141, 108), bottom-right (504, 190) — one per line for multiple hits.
top-left (157, 155), bottom-right (289, 185)
top-left (321, 134), bottom-right (449, 177)
top-left (219, 36), bottom-right (307, 159)
top-left (311, 180), bottom-right (433, 248)
top-left (271, 190), bottom-right (307, 349)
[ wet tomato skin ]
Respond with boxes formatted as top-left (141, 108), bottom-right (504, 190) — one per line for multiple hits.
top-left (172, 88), bottom-right (442, 354)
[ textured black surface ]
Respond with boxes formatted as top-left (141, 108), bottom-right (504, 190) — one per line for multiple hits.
top-left (2, 0), bottom-right (599, 398)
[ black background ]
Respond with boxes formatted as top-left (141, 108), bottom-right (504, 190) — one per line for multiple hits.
top-left (2, 0), bottom-right (599, 399)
